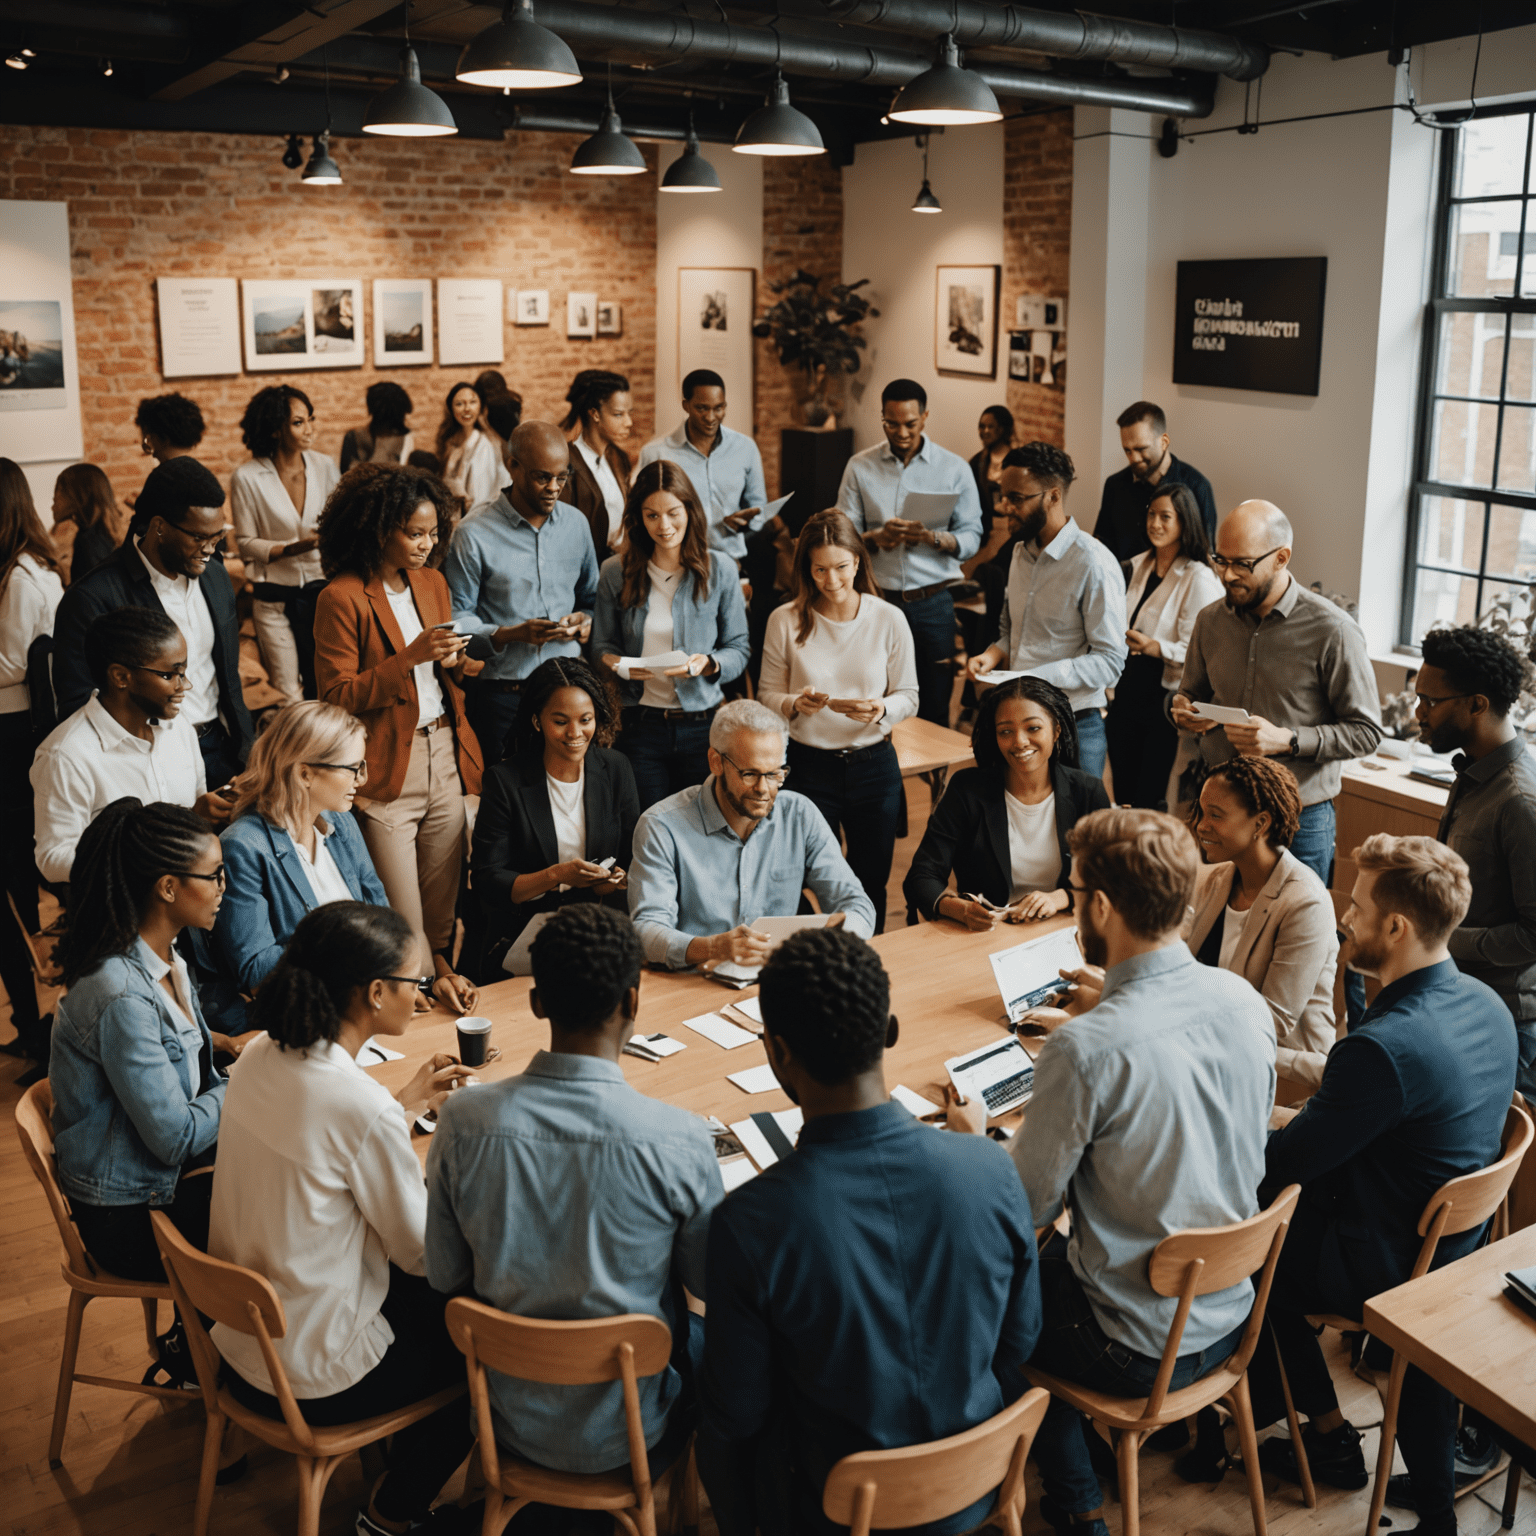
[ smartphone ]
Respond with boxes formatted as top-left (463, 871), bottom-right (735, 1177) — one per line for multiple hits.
top-left (432, 619), bottom-right (461, 633)
top-left (597, 856), bottom-right (617, 871)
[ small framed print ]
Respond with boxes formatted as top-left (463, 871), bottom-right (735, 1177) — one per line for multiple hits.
top-left (596, 300), bottom-right (622, 336)
top-left (935, 264), bottom-right (999, 379)
top-left (567, 292), bottom-right (597, 339)
top-left (513, 288), bottom-right (549, 326)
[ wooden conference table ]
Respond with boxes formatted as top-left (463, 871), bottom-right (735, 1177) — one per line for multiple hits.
top-left (366, 912), bottom-right (1073, 1166)
top-left (889, 716), bottom-right (976, 779)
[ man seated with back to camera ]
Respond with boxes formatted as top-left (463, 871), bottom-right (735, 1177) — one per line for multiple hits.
top-left (627, 699), bottom-right (875, 970)
top-left (947, 808), bottom-right (1275, 1536)
top-left (698, 926), bottom-right (1043, 1536)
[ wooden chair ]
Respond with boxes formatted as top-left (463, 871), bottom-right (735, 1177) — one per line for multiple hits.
top-left (445, 1297), bottom-right (698, 1536)
top-left (150, 1212), bottom-right (465, 1536)
top-left (1280, 1099), bottom-right (1534, 1536)
top-left (14, 1079), bottom-right (196, 1467)
top-left (1024, 1183), bottom-right (1302, 1536)
top-left (821, 1386), bottom-right (1050, 1536)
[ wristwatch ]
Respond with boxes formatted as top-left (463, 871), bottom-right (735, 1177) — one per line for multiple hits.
top-left (1288, 730), bottom-right (1300, 758)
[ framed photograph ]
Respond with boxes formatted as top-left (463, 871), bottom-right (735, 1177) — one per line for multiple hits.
top-left (1016, 294), bottom-right (1067, 331)
top-left (513, 288), bottom-right (549, 326)
top-left (567, 292), bottom-right (597, 339)
top-left (935, 264), bottom-right (999, 379)
top-left (677, 267), bottom-right (756, 424)
top-left (241, 277), bottom-right (364, 372)
top-left (0, 199), bottom-right (82, 461)
top-left (596, 300), bottom-right (622, 336)
top-left (1007, 326), bottom-right (1067, 390)
top-left (438, 278), bottom-right (503, 366)
top-left (373, 278), bottom-right (432, 367)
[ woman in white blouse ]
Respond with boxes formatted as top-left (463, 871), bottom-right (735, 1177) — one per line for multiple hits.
top-left (208, 901), bottom-right (473, 1535)
top-left (1104, 482), bottom-right (1224, 809)
top-left (561, 369), bottom-right (633, 558)
top-left (230, 385), bottom-right (340, 705)
top-left (434, 381), bottom-right (511, 512)
top-left (760, 510), bottom-right (918, 933)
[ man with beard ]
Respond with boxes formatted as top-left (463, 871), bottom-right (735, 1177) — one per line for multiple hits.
top-left (1248, 834), bottom-right (1516, 1535)
top-left (1416, 624), bottom-right (1536, 1099)
top-left (1172, 500), bottom-right (1382, 884)
top-left (947, 807), bottom-right (1274, 1536)
top-left (966, 442), bottom-right (1127, 779)
top-left (627, 699), bottom-right (873, 969)
top-left (1092, 401), bottom-right (1218, 563)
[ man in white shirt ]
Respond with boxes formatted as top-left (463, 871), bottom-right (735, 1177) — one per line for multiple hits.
top-left (32, 608), bottom-right (232, 886)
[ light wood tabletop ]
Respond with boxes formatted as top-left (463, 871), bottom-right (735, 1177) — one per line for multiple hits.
top-left (1361, 1226), bottom-right (1536, 1448)
top-left (890, 716), bottom-right (977, 778)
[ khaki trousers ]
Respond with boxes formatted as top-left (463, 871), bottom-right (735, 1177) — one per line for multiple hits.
top-left (252, 597), bottom-right (302, 705)
top-left (354, 725), bottom-right (465, 969)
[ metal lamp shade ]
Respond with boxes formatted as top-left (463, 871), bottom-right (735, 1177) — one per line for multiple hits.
top-left (570, 108), bottom-right (647, 174)
top-left (889, 37), bottom-right (1002, 126)
top-left (910, 179), bottom-right (942, 212)
top-left (363, 46), bottom-right (458, 137)
top-left (456, 0), bottom-right (581, 89)
top-left (733, 77), bottom-right (825, 156)
top-left (661, 134), bottom-right (723, 193)
top-left (301, 135), bottom-right (343, 184)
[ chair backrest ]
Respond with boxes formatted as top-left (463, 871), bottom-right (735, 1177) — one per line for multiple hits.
top-left (822, 1387), bottom-right (1049, 1536)
top-left (14, 1079), bottom-right (94, 1277)
top-left (446, 1299), bottom-right (671, 1507)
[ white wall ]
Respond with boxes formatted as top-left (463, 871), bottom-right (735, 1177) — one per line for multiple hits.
top-left (841, 125), bottom-right (1007, 461)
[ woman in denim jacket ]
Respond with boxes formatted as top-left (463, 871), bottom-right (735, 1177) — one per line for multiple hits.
top-left (49, 797), bottom-right (228, 1299)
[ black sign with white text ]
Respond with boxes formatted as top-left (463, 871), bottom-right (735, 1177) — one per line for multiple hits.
top-left (1173, 257), bottom-right (1327, 396)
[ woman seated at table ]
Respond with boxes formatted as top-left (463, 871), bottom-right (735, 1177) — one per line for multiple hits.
top-left (1186, 755), bottom-right (1338, 1087)
top-left (48, 797), bottom-right (227, 1382)
top-left (208, 699), bottom-right (388, 1040)
top-left (469, 656), bottom-right (638, 978)
top-left (208, 901), bottom-right (472, 1536)
top-left (904, 676), bottom-right (1110, 929)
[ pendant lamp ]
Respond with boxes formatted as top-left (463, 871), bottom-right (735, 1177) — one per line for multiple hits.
top-left (889, 35), bottom-right (1002, 126)
top-left (457, 0), bottom-right (581, 90)
top-left (570, 93), bottom-right (646, 175)
top-left (302, 133), bottom-right (343, 184)
top-left (661, 126), bottom-right (722, 192)
top-left (733, 74), bottom-right (824, 157)
top-left (364, 44), bottom-right (457, 137)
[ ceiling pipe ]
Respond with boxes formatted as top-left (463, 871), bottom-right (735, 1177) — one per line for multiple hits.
top-left (509, 107), bottom-right (736, 143)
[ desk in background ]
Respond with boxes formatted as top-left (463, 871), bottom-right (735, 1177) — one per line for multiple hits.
top-left (1334, 754), bottom-right (1449, 897)
top-left (890, 716), bottom-right (975, 779)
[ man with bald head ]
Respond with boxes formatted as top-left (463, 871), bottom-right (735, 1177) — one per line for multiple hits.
top-left (445, 420), bottom-right (599, 761)
top-left (1172, 500), bottom-right (1382, 882)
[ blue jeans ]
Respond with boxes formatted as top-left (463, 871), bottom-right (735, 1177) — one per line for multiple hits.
top-left (1074, 708), bottom-right (1108, 781)
top-left (895, 589), bottom-right (958, 726)
top-left (617, 706), bottom-right (715, 812)
top-left (1289, 798), bottom-right (1336, 886)
top-left (1029, 1235), bottom-right (1247, 1515)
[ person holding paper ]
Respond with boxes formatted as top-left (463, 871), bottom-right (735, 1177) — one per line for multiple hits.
top-left (759, 511), bottom-right (917, 933)
top-left (1171, 500), bottom-right (1383, 885)
top-left (628, 699), bottom-right (874, 970)
top-left (966, 443), bottom-right (1127, 780)
top-left (637, 369), bottom-right (769, 561)
top-left (592, 461), bottom-right (749, 810)
top-left (835, 378), bottom-right (984, 726)
top-left (904, 677), bottom-right (1109, 931)
top-left (426, 904), bottom-right (722, 1483)
top-left (697, 926), bottom-right (1042, 1536)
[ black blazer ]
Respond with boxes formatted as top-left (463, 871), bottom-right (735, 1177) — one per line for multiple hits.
top-left (471, 744), bottom-right (640, 943)
top-left (564, 441), bottom-right (632, 561)
top-left (52, 542), bottom-right (254, 763)
top-left (903, 760), bottom-right (1111, 921)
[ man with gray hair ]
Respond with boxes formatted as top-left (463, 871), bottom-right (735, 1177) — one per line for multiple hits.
top-left (1172, 499), bottom-right (1382, 883)
top-left (628, 699), bottom-right (875, 969)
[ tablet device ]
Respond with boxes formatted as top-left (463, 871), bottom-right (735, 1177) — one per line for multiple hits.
top-left (989, 926), bottom-right (1081, 1025)
top-left (945, 1038), bottom-right (1035, 1117)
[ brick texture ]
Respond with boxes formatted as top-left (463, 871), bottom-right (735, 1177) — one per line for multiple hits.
top-left (0, 125), bottom-right (658, 499)
top-left (1002, 110), bottom-right (1073, 448)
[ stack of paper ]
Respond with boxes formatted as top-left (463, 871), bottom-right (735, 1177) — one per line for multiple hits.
top-left (612, 650), bottom-right (691, 681)
top-left (727, 1063), bottom-right (781, 1094)
top-left (682, 1013), bottom-right (758, 1050)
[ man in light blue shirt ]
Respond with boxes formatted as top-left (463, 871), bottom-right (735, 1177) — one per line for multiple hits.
top-left (629, 699), bottom-right (875, 969)
top-left (637, 369), bottom-right (769, 562)
top-left (425, 903), bottom-right (722, 1477)
top-left (968, 442), bottom-right (1127, 778)
top-left (444, 420), bottom-right (599, 761)
top-left (949, 807), bottom-right (1274, 1536)
top-left (836, 378), bottom-right (983, 725)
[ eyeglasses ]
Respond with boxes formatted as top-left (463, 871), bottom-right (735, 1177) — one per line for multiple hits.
top-left (378, 973), bottom-right (433, 990)
top-left (175, 865), bottom-right (228, 890)
top-left (1210, 547), bottom-right (1284, 574)
top-left (719, 751), bottom-right (789, 789)
top-left (995, 490), bottom-right (1045, 511)
top-left (529, 470), bottom-right (570, 489)
top-left (1414, 692), bottom-right (1472, 711)
top-left (131, 663), bottom-right (190, 686)
top-left (307, 759), bottom-right (369, 784)
top-left (163, 520), bottom-right (234, 553)
top-left (880, 417), bottom-right (923, 431)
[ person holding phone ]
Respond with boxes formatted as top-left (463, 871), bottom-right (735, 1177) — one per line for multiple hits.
top-left (759, 511), bottom-right (916, 934)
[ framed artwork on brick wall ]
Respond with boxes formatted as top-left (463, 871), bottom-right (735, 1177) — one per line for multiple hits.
top-left (0, 200), bottom-right (83, 461)
top-left (373, 278), bottom-right (433, 367)
top-left (678, 267), bottom-right (755, 425)
top-left (935, 264), bottom-right (999, 380)
top-left (512, 289), bottom-right (550, 326)
top-left (567, 292), bottom-right (597, 339)
top-left (597, 301), bottom-right (622, 336)
top-left (438, 278), bottom-right (504, 366)
top-left (242, 277), bottom-right (364, 372)
top-left (156, 277), bottom-right (241, 378)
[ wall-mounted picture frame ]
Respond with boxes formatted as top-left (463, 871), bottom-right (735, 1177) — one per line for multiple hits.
top-left (596, 300), bottom-right (622, 336)
top-left (513, 288), bottom-right (549, 326)
top-left (678, 266), bottom-right (756, 424)
top-left (438, 278), bottom-right (504, 366)
top-left (567, 292), bottom-right (597, 339)
top-left (242, 277), bottom-right (365, 372)
top-left (935, 264), bottom-right (999, 379)
top-left (372, 278), bottom-right (433, 367)
top-left (156, 277), bottom-right (242, 378)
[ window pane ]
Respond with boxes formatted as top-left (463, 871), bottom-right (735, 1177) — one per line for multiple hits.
top-left (1496, 405), bottom-right (1536, 494)
top-left (1417, 495), bottom-right (1485, 569)
top-left (1431, 397), bottom-right (1499, 487)
top-left (1435, 309), bottom-right (1506, 399)
top-left (1454, 116), bottom-right (1530, 198)
top-left (1483, 502), bottom-right (1536, 578)
top-left (1448, 199), bottom-right (1526, 296)
top-left (1524, 205), bottom-right (1536, 297)
top-left (1412, 567), bottom-right (1484, 633)
top-left (1509, 317), bottom-right (1535, 403)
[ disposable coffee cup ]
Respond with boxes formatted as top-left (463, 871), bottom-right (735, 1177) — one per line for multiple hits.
top-left (456, 1016), bottom-right (493, 1068)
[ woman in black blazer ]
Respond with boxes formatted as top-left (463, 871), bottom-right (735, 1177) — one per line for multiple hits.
top-left (905, 676), bottom-right (1110, 929)
top-left (470, 656), bottom-right (639, 977)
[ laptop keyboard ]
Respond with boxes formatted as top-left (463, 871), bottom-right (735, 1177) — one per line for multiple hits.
top-left (983, 1071), bottom-right (1033, 1112)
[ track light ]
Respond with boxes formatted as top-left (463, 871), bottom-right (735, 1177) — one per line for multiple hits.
top-left (101, 58), bottom-right (113, 77)
top-left (733, 74), bottom-right (824, 157)
top-left (272, 65), bottom-right (290, 84)
top-left (661, 125), bottom-right (722, 193)
top-left (302, 132), bottom-right (343, 184)
top-left (457, 0), bottom-right (581, 90)
top-left (570, 94), bottom-right (646, 175)
top-left (889, 34), bottom-right (1002, 126)
top-left (910, 135), bottom-right (942, 213)
top-left (281, 133), bottom-right (305, 170)
top-left (21, 46), bottom-right (35, 57)
top-left (5, 53), bottom-right (29, 70)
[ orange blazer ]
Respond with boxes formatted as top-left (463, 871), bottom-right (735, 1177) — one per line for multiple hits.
top-left (313, 567), bottom-right (483, 804)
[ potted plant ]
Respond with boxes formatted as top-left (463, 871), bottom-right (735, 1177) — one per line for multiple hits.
top-left (752, 269), bottom-right (878, 428)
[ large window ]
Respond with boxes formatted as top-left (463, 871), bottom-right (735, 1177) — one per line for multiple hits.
top-left (1404, 110), bottom-right (1536, 645)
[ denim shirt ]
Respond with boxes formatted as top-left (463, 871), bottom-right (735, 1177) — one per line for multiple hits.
top-left (50, 937), bottom-right (225, 1207)
top-left (589, 552), bottom-right (749, 711)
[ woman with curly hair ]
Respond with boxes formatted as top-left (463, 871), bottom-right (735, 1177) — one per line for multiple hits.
top-left (560, 368), bottom-right (633, 557)
top-left (468, 655), bottom-right (639, 977)
top-left (434, 380), bottom-right (510, 511)
top-left (313, 463), bottom-right (483, 1017)
top-left (134, 391), bottom-right (205, 464)
top-left (230, 384), bottom-right (339, 703)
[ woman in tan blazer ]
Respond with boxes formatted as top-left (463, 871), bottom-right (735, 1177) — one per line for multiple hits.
top-left (560, 369), bottom-right (633, 559)
top-left (1185, 755), bottom-right (1338, 1090)
top-left (313, 462), bottom-right (483, 1016)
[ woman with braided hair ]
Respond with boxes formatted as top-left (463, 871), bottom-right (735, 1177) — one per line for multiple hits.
top-left (560, 368), bottom-right (633, 557)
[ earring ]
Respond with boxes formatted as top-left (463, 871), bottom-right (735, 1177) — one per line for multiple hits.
top-left (372, 1000), bottom-right (381, 1010)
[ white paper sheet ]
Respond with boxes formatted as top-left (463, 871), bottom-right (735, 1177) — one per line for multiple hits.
top-left (612, 649), bottom-right (691, 681)
top-left (730, 1107), bottom-right (805, 1170)
top-left (974, 670), bottom-right (1033, 687)
top-left (502, 909), bottom-right (554, 976)
top-left (359, 1037), bottom-right (405, 1064)
top-left (633, 1032), bottom-right (687, 1058)
top-left (748, 914), bottom-right (832, 941)
top-left (721, 1158), bottom-right (757, 1191)
top-left (727, 1063), bottom-right (781, 1094)
top-left (1189, 701), bottom-right (1252, 726)
top-left (733, 996), bottom-right (763, 1024)
top-left (891, 1083), bottom-right (940, 1117)
top-left (682, 1013), bottom-right (758, 1050)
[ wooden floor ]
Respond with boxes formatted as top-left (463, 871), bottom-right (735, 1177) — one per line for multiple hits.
top-left (3, 775), bottom-right (1534, 1535)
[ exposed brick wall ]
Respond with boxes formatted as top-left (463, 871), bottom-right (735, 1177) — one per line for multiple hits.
top-left (754, 157), bottom-right (846, 499)
top-left (0, 125), bottom-right (657, 499)
top-left (1002, 110), bottom-right (1073, 448)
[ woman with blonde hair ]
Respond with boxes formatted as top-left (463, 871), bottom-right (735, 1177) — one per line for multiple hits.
top-left (51, 462), bottom-right (127, 581)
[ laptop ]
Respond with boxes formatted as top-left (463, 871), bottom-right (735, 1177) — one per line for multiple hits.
top-left (988, 926), bottom-right (1082, 1026)
top-left (945, 1037), bottom-right (1035, 1117)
